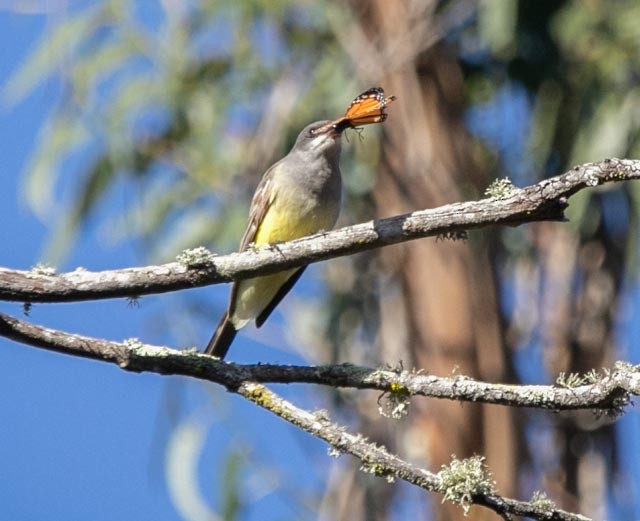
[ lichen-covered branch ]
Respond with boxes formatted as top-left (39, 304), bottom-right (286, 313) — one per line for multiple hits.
top-left (1, 158), bottom-right (638, 304)
top-left (0, 311), bottom-right (591, 520)
top-left (238, 383), bottom-right (589, 521)
top-left (1, 311), bottom-right (637, 414)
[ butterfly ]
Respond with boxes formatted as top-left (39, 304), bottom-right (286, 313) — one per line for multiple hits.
top-left (339, 87), bottom-right (397, 129)
top-left (313, 87), bottom-right (397, 135)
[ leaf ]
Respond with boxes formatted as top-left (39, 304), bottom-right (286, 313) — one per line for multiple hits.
top-left (70, 36), bottom-right (142, 105)
top-left (22, 112), bottom-right (91, 218)
top-left (3, 5), bottom-right (102, 107)
top-left (42, 155), bottom-right (116, 263)
top-left (221, 451), bottom-right (244, 521)
top-left (165, 418), bottom-right (219, 521)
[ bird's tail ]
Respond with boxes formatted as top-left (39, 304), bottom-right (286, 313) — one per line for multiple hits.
top-left (205, 311), bottom-right (237, 359)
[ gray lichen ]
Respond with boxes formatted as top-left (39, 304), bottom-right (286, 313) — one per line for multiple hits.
top-left (30, 263), bottom-right (57, 276)
top-left (484, 177), bottom-right (517, 199)
top-left (437, 455), bottom-right (496, 515)
top-left (176, 247), bottom-right (216, 267)
top-left (530, 490), bottom-right (556, 512)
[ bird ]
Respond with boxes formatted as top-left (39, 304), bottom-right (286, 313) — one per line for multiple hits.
top-left (205, 120), bottom-right (344, 359)
top-left (205, 87), bottom-right (396, 359)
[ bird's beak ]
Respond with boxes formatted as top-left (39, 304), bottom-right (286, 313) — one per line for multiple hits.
top-left (327, 126), bottom-right (341, 139)
top-left (312, 121), bottom-right (342, 139)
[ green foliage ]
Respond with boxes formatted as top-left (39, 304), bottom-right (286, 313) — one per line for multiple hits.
top-left (4, 5), bottom-right (103, 106)
top-left (471, 1), bottom-right (640, 270)
top-left (6, 0), bottom-right (362, 264)
top-left (221, 451), bottom-right (244, 521)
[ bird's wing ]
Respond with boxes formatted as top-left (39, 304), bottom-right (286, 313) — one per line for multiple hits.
top-left (238, 161), bottom-right (281, 252)
top-left (229, 161), bottom-right (282, 319)
top-left (255, 266), bottom-right (306, 328)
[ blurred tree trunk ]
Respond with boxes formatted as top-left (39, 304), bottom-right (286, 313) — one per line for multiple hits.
top-left (334, 2), bottom-right (523, 519)
top-left (533, 169), bottom-right (626, 518)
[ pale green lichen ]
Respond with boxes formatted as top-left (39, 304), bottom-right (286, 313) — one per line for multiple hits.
top-left (583, 170), bottom-right (600, 187)
top-left (378, 383), bottom-right (411, 419)
top-left (244, 384), bottom-right (283, 415)
top-left (613, 360), bottom-right (635, 373)
top-left (530, 490), bottom-right (556, 511)
top-left (484, 177), bottom-right (517, 199)
top-left (176, 246), bottom-right (216, 267)
top-left (123, 337), bottom-right (144, 350)
top-left (584, 368), bottom-right (600, 384)
top-left (556, 371), bottom-right (586, 388)
top-left (31, 263), bottom-right (56, 276)
top-left (437, 455), bottom-right (496, 515)
top-left (327, 446), bottom-right (343, 458)
top-left (313, 409), bottom-right (331, 423)
top-left (437, 230), bottom-right (469, 242)
top-left (526, 388), bottom-right (550, 406)
top-left (360, 461), bottom-right (394, 482)
top-left (369, 367), bottom-right (391, 385)
top-left (607, 167), bottom-right (626, 180)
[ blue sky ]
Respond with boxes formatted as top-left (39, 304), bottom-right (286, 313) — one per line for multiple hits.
top-left (0, 11), bottom-right (187, 518)
top-left (1, 4), bottom-right (640, 521)
top-left (0, 7), bottom-right (337, 521)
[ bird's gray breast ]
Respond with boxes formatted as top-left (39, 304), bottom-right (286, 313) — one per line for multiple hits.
top-left (275, 152), bottom-right (342, 228)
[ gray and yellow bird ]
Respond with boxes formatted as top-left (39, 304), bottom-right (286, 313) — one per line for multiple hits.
top-left (205, 120), bottom-right (343, 359)
top-left (205, 87), bottom-right (396, 359)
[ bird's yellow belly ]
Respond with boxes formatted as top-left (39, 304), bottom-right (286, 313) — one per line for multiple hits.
top-left (230, 193), bottom-right (338, 327)
top-left (254, 195), bottom-right (338, 245)
top-left (231, 270), bottom-right (297, 326)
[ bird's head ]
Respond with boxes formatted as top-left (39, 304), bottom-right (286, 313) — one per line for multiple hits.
top-left (292, 120), bottom-right (342, 159)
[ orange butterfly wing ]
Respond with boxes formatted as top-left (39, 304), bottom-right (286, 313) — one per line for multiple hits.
top-left (343, 87), bottom-right (396, 127)
top-left (313, 87), bottom-right (396, 134)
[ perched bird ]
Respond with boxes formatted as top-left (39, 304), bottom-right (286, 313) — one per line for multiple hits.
top-left (205, 87), bottom-right (396, 359)
top-left (205, 120), bottom-right (344, 359)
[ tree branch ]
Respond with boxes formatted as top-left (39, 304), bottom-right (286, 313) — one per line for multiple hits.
top-left (0, 310), bottom-right (593, 520)
top-left (1, 311), bottom-right (637, 414)
top-left (1, 158), bottom-right (637, 304)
